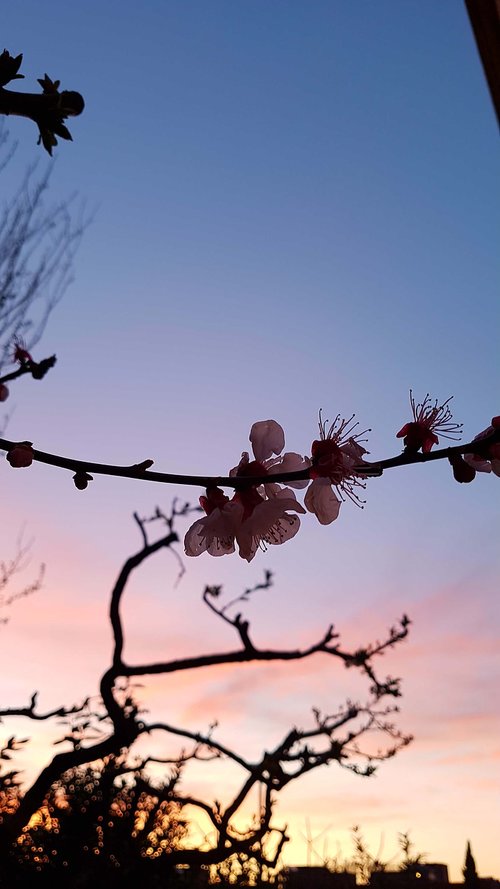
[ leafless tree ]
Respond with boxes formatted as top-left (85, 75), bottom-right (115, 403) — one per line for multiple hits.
top-left (0, 504), bottom-right (412, 877)
top-left (0, 121), bottom-right (85, 624)
top-left (0, 530), bottom-right (44, 625)
top-left (0, 124), bottom-right (85, 374)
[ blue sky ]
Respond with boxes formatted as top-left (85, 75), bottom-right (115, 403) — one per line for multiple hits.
top-left (1, 1), bottom-right (499, 878)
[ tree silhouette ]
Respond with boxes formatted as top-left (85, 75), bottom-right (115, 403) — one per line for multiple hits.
top-left (0, 124), bottom-right (84, 376)
top-left (0, 506), bottom-right (412, 882)
top-left (0, 123), bottom-right (84, 622)
top-left (463, 841), bottom-right (478, 887)
top-left (1, 757), bottom-right (190, 888)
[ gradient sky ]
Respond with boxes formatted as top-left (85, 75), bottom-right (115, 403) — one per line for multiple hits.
top-left (1, 1), bottom-right (499, 880)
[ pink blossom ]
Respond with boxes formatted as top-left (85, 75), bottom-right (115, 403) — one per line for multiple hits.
top-left (249, 419), bottom-right (285, 463)
top-left (184, 487), bottom-right (243, 558)
top-left (184, 420), bottom-right (309, 561)
top-left (229, 420), bottom-right (308, 559)
top-left (464, 416), bottom-right (500, 477)
top-left (232, 420), bottom-right (310, 490)
top-left (305, 412), bottom-right (369, 524)
top-left (234, 485), bottom-right (305, 562)
top-left (0, 383), bottom-right (9, 402)
top-left (305, 478), bottom-right (341, 525)
top-left (6, 442), bottom-right (34, 468)
top-left (397, 391), bottom-right (462, 453)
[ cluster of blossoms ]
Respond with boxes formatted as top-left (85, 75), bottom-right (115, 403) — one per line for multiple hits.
top-left (184, 396), bottom-right (498, 561)
top-left (184, 420), bottom-right (310, 562)
top-left (3, 373), bottom-right (498, 562)
top-left (394, 392), bottom-right (500, 483)
top-left (184, 415), bottom-right (371, 562)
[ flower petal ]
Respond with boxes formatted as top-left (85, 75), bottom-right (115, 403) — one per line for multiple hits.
top-left (250, 420), bottom-right (285, 462)
top-left (184, 502), bottom-right (243, 558)
top-left (230, 451), bottom-right (249, 477)
top-left (269, 451), bottom-right (311, 488)
top-left (341, 439), bottom-right (368, 464)
top-left (304, 478), bottom-right (341, 525)
top-left (184, 518), bottom-right (211, 556)
top-left (464, 453), bottom-right (491, 474)
top-left (235, 490), bottom-right (304, 561)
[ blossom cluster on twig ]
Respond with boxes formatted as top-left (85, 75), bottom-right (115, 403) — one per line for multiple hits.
top-left (1, 341), bottom-right (498, 561)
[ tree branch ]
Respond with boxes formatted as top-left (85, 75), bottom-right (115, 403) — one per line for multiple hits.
top-left (0, 510), bottom-right (412, 871)
top-left (1, 429), bottom-right (498, 489)
top-left (0, 50), bottom-right (84, 155)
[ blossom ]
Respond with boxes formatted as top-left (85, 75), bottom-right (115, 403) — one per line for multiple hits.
top-left (305, 412), bottom-right (369, 524)
top-left (12, 338), bottom-right (33, 364)
top-left (0, 383), bottom-right (9, 402)
top-left (6, 442), bottom-right (34, 467)
top-left (397, 391), bottom-right (462, 453)
top-left (305, 477), bottom-right (341, 525)
top-left (464, 416), bottom-right (500, 477)
top-left (234, 485), bottom-right (305, 561)
top-left (233, 419), bottom-right (310, 490)
top-left (184, 488), bottom-right (244, 558)
top-left (184, 420), bottom-right (309, 561)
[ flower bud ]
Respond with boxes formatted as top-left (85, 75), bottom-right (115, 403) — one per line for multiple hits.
top-left (0, 383), bottom-right (9, 402)
top-left (7, 443), bottom-right (34, 468)
top-left (73, 470), bottom-right (93, 490)
top-left (448, 453), bottom-right (476, 484)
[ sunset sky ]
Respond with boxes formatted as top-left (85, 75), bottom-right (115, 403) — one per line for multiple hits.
top-left (1, 1), bottom-right (499, 879)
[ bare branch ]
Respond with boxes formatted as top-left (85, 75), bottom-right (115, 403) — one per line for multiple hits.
top-left (1, 428), bottom-right (498, 491)
top-left (0, 691), bottom-right (88, 723)
top-left (0, 530), bottom-right (44, 624)
top-left (0, 507), bottom-right (412, 871)
top-left (0, 136), bottom-right (87, 378)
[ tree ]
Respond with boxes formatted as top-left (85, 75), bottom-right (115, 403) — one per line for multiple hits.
top-left (2, 758), bottom-right (189, 888)
top-left (0, 123), bottom-right (84, 620)
top-left (0, 123), bottom-right (84, 376)
top-left (463, 841), bottom-right (478, 887)
top-left (0, 505), bottom-right (412, 883)
top-left (0, 531), bottom-right (44, 625)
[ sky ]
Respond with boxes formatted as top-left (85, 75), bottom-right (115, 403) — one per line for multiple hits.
top-left (1, 0), bottom-right (499, 879)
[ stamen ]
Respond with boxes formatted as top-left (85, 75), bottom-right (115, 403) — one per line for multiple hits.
top-left (409, 390), bottom-right (462, 441)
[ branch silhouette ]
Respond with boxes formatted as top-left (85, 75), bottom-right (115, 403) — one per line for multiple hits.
top-left (0, 50), bottom-right (84, 154)
top-left (0, 507), bottom-right (412, 870)
top-left (1, 429), bottom-right (498, 489)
